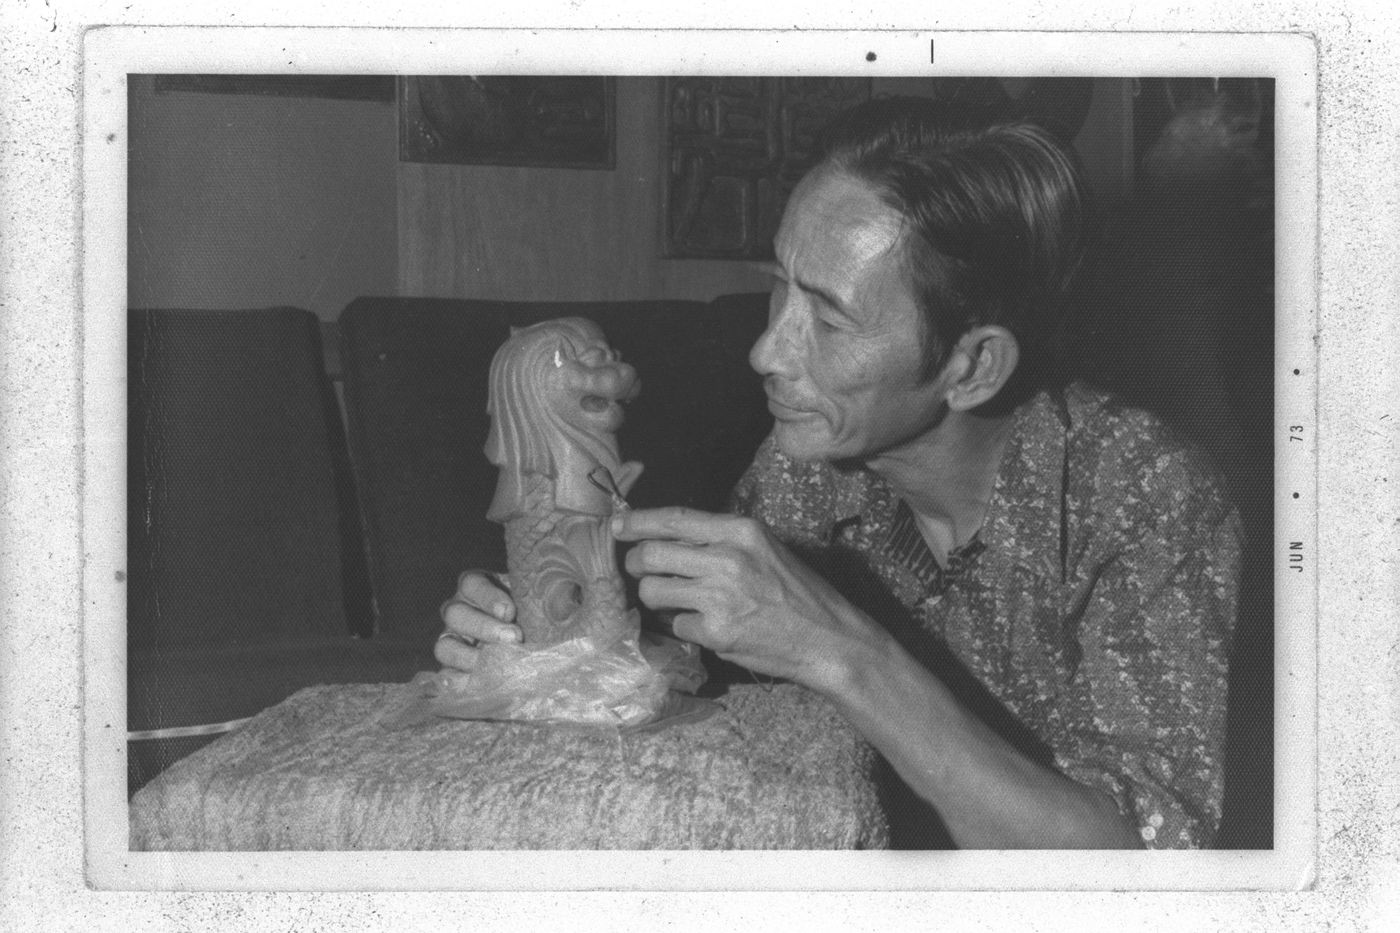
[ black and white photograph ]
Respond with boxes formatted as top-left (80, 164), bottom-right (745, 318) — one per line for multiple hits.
top-left (81, 28), bottom-right (1318, 891)
top-left (119, 69), bottom-right (1280, 855)
top-left (18, 13), bottom-right (1400, 926)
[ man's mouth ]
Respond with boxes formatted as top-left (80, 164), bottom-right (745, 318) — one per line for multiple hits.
top-left (766, 396), bottom-right (815, 419)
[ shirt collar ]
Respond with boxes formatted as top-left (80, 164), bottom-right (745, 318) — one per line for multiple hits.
top-left (826, 457), bottom-right (882, 525)
top-left (822, 389), bottom-right (1070, 581)
top-left (979, 389), bottom-right (1071, 582)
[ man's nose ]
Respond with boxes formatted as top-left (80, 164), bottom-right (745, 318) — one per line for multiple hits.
top-left (749, 297), bottom-right (800, 378)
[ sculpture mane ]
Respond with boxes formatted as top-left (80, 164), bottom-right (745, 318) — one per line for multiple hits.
top-left (484, 317), bottom-right (638, 521)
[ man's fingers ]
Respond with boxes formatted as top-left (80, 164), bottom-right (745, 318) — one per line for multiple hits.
top-left (636, 574), bottom-right (705, 614)
top-left (434, 633), bottom-right (482, 671)
top-left (455, 572), bottom-right (515, 622)
top-left (441, 600), bottom-right (522, 644)
top-left (668, 611), bottom-right (711, 647)
top-left (623, 539), bottom-right (732, 578)
top-left (612, 506), bottom-right (748, 545)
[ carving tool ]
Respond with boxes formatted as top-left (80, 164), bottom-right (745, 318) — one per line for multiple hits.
top-left (587, 465), bottom-right (631, 515)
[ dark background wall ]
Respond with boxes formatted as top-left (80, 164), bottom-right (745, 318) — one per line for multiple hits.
top-left (127, 75), bottom-right (399, 321)
top-left (128, 76), bottom-right (1134, 313)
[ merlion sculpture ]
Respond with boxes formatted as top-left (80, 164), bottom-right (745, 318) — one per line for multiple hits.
top-left (395, 318), bottom-right (707, 730)
top-left (484, 317), bottom-right (643, 648)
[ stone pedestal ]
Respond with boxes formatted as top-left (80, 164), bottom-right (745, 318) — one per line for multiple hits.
top-left (129, 682), bottom-right (889, 850)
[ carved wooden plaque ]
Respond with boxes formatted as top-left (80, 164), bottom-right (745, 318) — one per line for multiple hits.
top-left (400, 76), bottom-right (615, 169)
top-left (663, 77), bottom-right (871, 259)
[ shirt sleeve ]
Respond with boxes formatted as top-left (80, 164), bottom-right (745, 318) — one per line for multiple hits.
top-left (1054, 451), bottom-right (1243, 849)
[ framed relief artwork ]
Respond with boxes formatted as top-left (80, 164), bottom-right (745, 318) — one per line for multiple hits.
top-left (399, 75), bottom-right (616, 170)
top-left (662, 77), bottom-right (871, 259)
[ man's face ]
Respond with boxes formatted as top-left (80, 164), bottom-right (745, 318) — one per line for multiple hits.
top-left (750, 167), bottom-right (952, 463)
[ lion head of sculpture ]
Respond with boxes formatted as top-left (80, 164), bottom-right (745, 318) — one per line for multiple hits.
top-left (485, 317), bottom-right (640, 518)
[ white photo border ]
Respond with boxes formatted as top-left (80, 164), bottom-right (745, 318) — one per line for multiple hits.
top-left (82, 26), bottom-right (1317, 891)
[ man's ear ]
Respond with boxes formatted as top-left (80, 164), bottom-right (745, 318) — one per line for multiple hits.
top-left (943, 325), bottom-right (1020, 412)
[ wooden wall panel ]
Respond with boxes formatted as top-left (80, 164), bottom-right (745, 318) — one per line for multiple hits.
top-left (398, 77), bottom-right (1134, 304)
top-left (398, 78), bottom-right (771, 303)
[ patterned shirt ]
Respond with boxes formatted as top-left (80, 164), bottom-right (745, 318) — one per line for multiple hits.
top-left (730, 383), bottom-right (1241, 849)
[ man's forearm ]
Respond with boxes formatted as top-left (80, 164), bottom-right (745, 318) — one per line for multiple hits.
top-left (816, 625), bottom-right (1144, 850)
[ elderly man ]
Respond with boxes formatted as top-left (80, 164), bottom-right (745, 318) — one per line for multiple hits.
top-left (437, 97), bottom-right (1241, 850)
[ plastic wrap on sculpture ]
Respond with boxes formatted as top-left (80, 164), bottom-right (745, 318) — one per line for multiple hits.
top-left (404, 318), bottom-right (708, 730)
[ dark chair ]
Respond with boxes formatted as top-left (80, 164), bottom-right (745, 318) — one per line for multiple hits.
top-left (127, 308), bottom-right (432, 794)
top-left (337, 295), bottom-right (772, 645)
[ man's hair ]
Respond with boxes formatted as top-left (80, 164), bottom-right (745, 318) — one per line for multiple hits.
top-left (819, 96), bottom-right (1089, 399)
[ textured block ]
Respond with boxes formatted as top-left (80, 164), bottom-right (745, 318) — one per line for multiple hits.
top-left (129, 682), bottom-right (889, 850)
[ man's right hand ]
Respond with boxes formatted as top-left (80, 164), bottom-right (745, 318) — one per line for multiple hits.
top-left (435, 571), bottom-right (522, 672)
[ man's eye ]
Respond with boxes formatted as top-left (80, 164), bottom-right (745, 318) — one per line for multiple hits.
top-left (812, 299), bottom-right (848, 332)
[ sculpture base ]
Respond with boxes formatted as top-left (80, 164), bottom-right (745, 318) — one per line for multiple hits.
top-left (129, 682), bottom-right (890, 850)
top-left (398, 631), bottom-right (708, 729)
